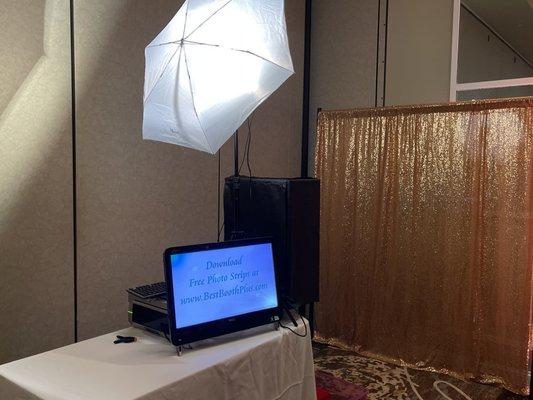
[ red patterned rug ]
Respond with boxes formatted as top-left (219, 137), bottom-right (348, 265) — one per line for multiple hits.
top-left (316, 370), bottom-right (368, 400)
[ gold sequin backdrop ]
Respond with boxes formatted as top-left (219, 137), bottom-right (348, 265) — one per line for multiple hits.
top-left (314, 98), bottom-right (533, 395)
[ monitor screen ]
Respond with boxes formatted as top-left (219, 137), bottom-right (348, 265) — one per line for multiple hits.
top-left (169, 242), bottom-right (278, 329)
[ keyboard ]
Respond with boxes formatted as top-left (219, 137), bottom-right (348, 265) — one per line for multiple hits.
top-left (127, 282), bottom-right (166, 299)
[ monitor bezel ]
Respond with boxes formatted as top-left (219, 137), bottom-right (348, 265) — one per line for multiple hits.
top-left (163, 237), bottom-right (281, 347)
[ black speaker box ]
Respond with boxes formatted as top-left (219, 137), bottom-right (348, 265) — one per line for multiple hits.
top-left (224, 176), bottom-right (320, 305)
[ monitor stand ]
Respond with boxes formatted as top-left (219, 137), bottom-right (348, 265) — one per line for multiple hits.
top-left (174, 319), bottom-right (281, 357)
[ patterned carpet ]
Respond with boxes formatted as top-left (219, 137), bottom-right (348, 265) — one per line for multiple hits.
top-left (313, 342), bottom-right (528, 400)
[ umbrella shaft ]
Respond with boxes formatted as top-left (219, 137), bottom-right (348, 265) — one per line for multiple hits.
top-left (233, 131), bottom-right (239, 177)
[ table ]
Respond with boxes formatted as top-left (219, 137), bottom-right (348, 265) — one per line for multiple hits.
top-left (0, 319), bottom-right (316, 400)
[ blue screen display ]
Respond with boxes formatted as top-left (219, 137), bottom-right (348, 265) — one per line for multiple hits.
top-left (170, 243), bottom-right (278, 329)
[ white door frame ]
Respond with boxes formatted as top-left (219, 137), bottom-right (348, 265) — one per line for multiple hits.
top-left (449, 0), bottom-right (461, 102)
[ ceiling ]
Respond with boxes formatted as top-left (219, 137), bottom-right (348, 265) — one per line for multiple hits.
top-left (462, 0), bottom-right (533, 65)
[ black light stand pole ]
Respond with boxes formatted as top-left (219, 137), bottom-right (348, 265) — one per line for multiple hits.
top-left (231, 131), bottom-right (242, 240)
top-left (300, 0), bottom-right (312, 180)
top-left (300, 0), bottom-right (315, 337)
top-left (234, 130), bottom-right (239, 177)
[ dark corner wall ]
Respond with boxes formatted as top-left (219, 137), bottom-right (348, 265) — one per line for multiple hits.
top-left (0, 0), bottom-right (306, 363)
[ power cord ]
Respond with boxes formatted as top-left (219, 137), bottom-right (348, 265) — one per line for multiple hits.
top-left (238, 116), bottom-right (254, 179)
top-left (245, 117), bottom-right (253, 178)
top-left (217, 220), bottom-right (225, 242)
top-left (403, 365), bottom-right (473, 400)
top-left (278, 308), bottom-right (308, 338)
top-left (160, 322), bottom-right (171, 343)
top-left (237, 124), bottom-right (249, 174)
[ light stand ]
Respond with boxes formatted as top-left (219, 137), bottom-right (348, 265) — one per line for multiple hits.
top-left (230, 132), bottom-right (244, 240)
top-left (230, 132), bottom-right (298, 328)
top-left (300, 0), bottom-right (315, 337)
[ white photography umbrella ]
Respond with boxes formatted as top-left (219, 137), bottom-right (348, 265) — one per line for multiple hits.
top-left (142, 0), bottom-right (294, 154)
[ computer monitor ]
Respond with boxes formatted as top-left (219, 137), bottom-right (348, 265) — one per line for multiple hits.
top-left (163, 237), bottom-right (280, 346)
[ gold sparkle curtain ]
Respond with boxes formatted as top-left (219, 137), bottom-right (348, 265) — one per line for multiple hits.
top-left (314, 98), bottom-right (533, 395)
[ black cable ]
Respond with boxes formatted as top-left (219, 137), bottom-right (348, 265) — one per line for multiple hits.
top-left (244, 117), bottom-right (253, 200)
top-left (238, 128), bottom-right (246, 173)
top-left (217, 220), bottom-right (225, 242)
top-left (245, 117), bottom-right (253, 178)
top-left (238, 124), bottom-right (251, 174)
top-left (238, 115), bottom-right (255, 175)
top-left (158, 322), bottom-right (172, 343)
top-left (279, 310), bottom-right (308, 338)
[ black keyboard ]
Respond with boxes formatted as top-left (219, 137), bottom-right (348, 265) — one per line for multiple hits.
top-left (127, 282), bottom-right (166, 299)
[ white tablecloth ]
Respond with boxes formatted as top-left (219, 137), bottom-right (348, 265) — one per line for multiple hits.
top-left (0, 320), bottom-right (316, 400)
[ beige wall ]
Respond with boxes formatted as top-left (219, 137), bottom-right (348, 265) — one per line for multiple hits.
top-left (0, 0), bottom-right (463, 360)
top-left (74, 0), bottom-right (216, 340)
top-left (309, 0), bottom-right (380, 171)
top-left (385, 0), bottom-right (454, 105)
top-left (308, 0), bottom-right (456, 163)
top-left (0, 0), bottom-right (307, 357)
top-left (74, 0), bottom-right (306, 340)
top-left (0, 0), bottom-right (74, 363)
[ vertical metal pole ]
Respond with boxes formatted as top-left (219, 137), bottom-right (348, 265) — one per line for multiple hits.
top-left (217, 152), bottom-right (221, 242)
top-left (232, 131), bottom-right (241, 239)
top-left (300, 0), bottom-right (315, 336)
top-left (300, 0), bottom-right (312, 179)
top-left (233, 131), bottom-right (239, 177)
top-left (69, 0), bottom-right (78, 343)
